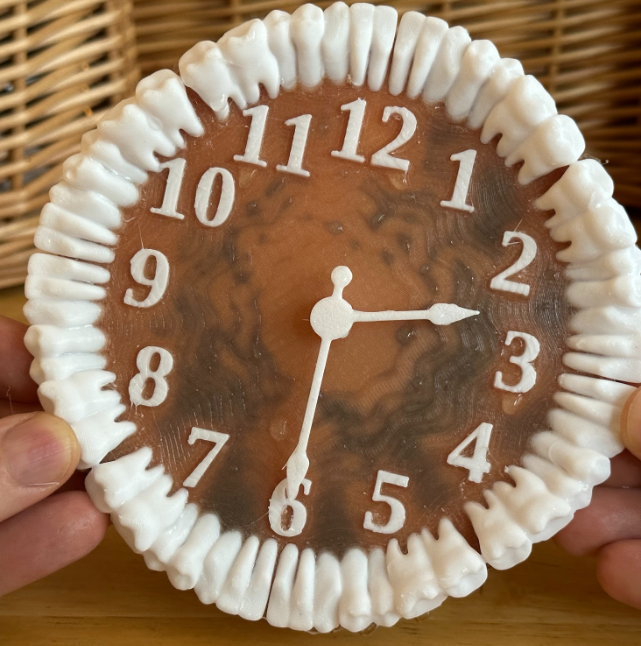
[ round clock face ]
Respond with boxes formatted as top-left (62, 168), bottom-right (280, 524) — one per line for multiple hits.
top-left (99, 81), bottom-right (571, 554)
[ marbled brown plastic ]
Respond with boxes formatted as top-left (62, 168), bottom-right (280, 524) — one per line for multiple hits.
top-left (99, 82), bottom-right (572, 555)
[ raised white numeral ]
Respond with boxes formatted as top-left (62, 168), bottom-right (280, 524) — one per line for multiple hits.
top-left (123, 249), bottom-right (170, 308)
top-left (494, 331), bottom-right (540, 393)
top-left (447, 422), bottom-right (493, 483)
top-left (269, 478), bottom-right (311, 537)
top-left (440, 149), bottom-right (477, 213)
top-left (331, 99), bottom-right (366, 163)
top-left (234, 105), bottom-right (268, 167)
top-left (183, 427), bottom-right (230, 488)
top-left (371, 107), bottom-right (417, 172)
top-left (151, 158), bottom-right (186, 220)
top-left (129, 346), bottom-right (173, 407)
top-left (277, 114), bottom-right (312, 177)
top-left (363, 470), bottom-right (409, 535)
top-left (490, 231), bottom-right (537, 296)
top-left (195, 167), bottom-right (235, 227)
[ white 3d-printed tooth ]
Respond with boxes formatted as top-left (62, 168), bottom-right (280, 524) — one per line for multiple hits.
top-left (406, 17), bottom-right (448, 99)
top-left (72, 404), bottom-right (136, 469)
top-left (423, 519), bottom-right (487, 598)
top-left (482, 75), bottom-right (557, 157)
top-left (389, 12), bottom-right (425, 96)
top-left (423, 26), bottom-right (471, 103)
top-left (368, 547), bottom-right (400, 627)
top-left (290, 4), bottom-right (325, 88)
top-left (167, 513), bottom-right (221, 590)
top-left (321, 2), bottom-right (350, 85)
top-left (368, 6), bottom-right (397, 91)
top-left (85, 447), bottom-right (159, 512)
top-left (510, 114), bottom-right (585, 184)
top-left (265, 11), bottom-right (298, 90)
top-left (266, 543), bottom-right (299, 628)
top-left (349, 2), bottom-right (375, 87)
top-left (386, 534), bottom-right (445, 618)
top-left (312, 552), bottom-right (342, 633)
top-left (446, 39), bottom-right (499, 121)
top-left (468, 57), bottom-right (523, 130)
top-left (196, 531), bottom-right (243, 604)
top-left (136, 69), bottom-right (204, 147)
top-left (218, 20), bottom-right (281, 106)
top-left (238, 539), bottom-right (279, 621)
top-left (288, 548), bottom-right (316, 631)
top-left (465, 491), bottom-right (532, 570)
top-left (339, 549), bottom-right (372, 632)
top-left (216, 536), bottom-right (261, 615)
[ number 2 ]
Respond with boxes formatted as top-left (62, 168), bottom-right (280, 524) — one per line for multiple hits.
top-left (490, 231), bottom-right (537, 296)
top-left (371, 107), bottom-right (417, 172)
top-left (183, 427), bottom-right (230, 488)
top-left (363, 470), bottom-right (409, 534)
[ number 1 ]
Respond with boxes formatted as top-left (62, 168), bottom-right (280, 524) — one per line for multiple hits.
top-left (277, 114), bottom-right (312, 177)
top-left (440, 149), bottom-right (477, 213)
top-left (183, 427), bottom-right (230, 488)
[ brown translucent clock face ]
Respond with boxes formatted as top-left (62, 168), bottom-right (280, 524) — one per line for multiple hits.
top-left (100, 81), bottom-right (572, 555)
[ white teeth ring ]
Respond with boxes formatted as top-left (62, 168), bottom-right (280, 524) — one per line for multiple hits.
top-left (284, 265), bottom-right (480, 500)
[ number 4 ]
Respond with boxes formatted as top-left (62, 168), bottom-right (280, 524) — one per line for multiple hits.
top-left (447, 422), bottom-right (493, 483)
top-left (183, 427), bottom-right (230, 488)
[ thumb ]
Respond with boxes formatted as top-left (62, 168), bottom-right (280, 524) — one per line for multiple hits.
top-left (621, 387), bottom-right (641, 462)
top-left (0, 412), bottom-right (80, 523)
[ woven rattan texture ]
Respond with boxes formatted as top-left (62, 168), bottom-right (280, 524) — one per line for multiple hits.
top-left (0, 0), bottom-right (138, 289)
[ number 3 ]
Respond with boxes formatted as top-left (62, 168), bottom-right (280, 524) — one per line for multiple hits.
top-left (363, 470), bottom-right (409, 535)
top-left (494, 331), bottom-right (540, 393)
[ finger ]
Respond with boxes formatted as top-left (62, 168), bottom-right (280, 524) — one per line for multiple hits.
top-left (555, 487), bottom-right (641, 556)
top-left (621, 387), bottom-right (641, 461)
top-left (603, 450), bottom-right (641, 488)
top-left (597, 539), bottom-right (641, 610)
top-left (0, 315), bottom-right (38, 404)
top-left (0, 491), bottom-right (108, 597)
top-left (0, 412), bottom-right (80, 522)
top-left (0, 400), bottom-right (42, 419)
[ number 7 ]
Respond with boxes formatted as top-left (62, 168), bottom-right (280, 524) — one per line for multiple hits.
top-left (183, 427), bottom-right (230, 488)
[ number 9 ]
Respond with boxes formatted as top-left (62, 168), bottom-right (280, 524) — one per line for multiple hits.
top-left (124, 248), bottom-right (170, 308)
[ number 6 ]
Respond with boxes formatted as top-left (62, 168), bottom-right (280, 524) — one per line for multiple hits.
top-left (268, 478), bottom-right (311, 537)
top-left (364, 470), bottom-right (409, 535)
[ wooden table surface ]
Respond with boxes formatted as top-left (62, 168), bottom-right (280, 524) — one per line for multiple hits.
top-left (1, 285), bottom-right (640, 645)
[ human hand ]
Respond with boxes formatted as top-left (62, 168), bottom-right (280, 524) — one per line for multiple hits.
top-left (0, 314), bottom-right (108, 597)
top-left (556, 387), bottom-right (641, 609)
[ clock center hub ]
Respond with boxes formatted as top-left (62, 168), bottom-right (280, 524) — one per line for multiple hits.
top-left (310, 295), bottom-right (354, 340)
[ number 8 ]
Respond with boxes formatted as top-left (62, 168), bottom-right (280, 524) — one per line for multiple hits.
top-left (129, 346), bottom-right (174, 407)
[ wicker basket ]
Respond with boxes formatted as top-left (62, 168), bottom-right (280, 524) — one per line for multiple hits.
top-left (1, 0), bottom-right (640, 290)
top-left (0, 0), bottom-right (138, 290)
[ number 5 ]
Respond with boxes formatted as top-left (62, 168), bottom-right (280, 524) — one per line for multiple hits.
top-left (183, 427), bottom-right (230, 488)
top-left (364, 470), bottom-right (409, 535)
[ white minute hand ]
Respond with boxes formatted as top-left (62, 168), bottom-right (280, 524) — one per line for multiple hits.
top-left (352, 303), bottom-right (479, 325)
top-left (284, 266), bottom-right (479, 500)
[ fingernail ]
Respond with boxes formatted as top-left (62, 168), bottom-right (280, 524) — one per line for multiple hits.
top-left (2, 414), bottom-right (76, 487)
top-left (624, 389), bottom-right (641, 461)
